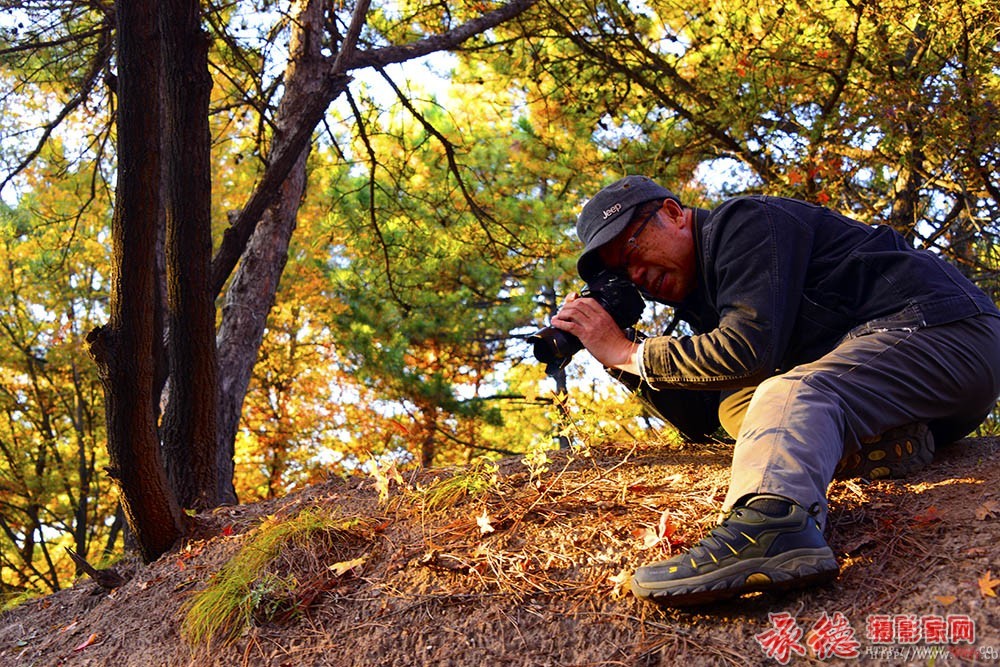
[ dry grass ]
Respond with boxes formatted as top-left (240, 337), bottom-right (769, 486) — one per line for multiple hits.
top-left (181, 507), bottom-right (380, 647)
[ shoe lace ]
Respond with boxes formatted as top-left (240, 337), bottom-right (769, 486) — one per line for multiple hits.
top-left (689, 510), bottom-right (746, 558)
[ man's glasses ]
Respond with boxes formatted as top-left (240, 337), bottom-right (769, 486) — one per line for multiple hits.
top-left (608, 207), bottom-right (659, 274)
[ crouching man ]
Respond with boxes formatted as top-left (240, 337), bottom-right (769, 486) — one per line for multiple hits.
top-left (551, 175), bottom-right (1000, 606)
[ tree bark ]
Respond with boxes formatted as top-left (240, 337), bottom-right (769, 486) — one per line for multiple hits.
top-left (159, 0), bottom-right (219, 510)
top-left (86, 0), bottom-right (184, 563)
top-left (419, 405), bottom-right (438, 468)
top-left (214, 0), bottom-right (323, 503)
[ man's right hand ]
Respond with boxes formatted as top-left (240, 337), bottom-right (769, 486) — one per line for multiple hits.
top-left (551, 294), bottom-right (641, 374)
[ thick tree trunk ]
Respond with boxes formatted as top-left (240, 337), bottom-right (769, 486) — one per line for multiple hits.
top-left (214, 0), bottom-right (324, 503)
top-left (159, 0), bottom-right (218, 510)
top-left (86, 0), bottom-right (184, 563)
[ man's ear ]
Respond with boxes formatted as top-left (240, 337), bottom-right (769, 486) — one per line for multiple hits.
top-left (661, 197), bottom-right (686, 226)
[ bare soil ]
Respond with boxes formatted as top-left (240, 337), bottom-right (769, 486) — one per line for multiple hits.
top-left (2, 436), bottom-right (999, 667)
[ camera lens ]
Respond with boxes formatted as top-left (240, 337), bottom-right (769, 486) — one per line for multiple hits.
top-left (530, 270), bottom-right (645, 375)
top-left (528, 327), bottom-right (583, 374)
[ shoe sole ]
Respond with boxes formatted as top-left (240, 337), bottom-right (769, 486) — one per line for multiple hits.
top-left (630, 547), bottom-right (839, 607)
top-left (835, 423), bottom-right (934, 480)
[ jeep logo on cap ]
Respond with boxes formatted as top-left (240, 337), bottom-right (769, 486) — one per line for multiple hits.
top-left (603, 203), bottom-right (622, 219)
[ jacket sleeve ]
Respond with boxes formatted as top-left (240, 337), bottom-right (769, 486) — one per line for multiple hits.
top-left (640, 198), bottom-right (814, 389)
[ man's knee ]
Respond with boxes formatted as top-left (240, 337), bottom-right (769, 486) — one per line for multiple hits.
top-left (718, 386), bottom-right (756, 439)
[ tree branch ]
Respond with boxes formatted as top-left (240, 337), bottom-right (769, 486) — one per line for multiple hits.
top-left (208, 0), bottom-right (372, 296)
top-left (209, 0), bottom-right (541, 296)
top-left (0, 24), bottom-right (113, 196)
top-left (346, 0), bottom-right (541, 70)
top-left (343, 85), bottom-right (411, 311)
top-left (374, 65), bottom-right (524, 257)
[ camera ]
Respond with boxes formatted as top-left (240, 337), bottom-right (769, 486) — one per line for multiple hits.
top-left (530, 271), bottom-right (646, 375)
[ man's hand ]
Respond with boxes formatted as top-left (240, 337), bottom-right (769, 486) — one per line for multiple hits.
top-left (550, 293), bottom-right (641, 374)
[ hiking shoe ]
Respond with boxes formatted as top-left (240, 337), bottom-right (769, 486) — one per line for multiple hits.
top-left (834, 422), bottom-right (935, 480)
top-left (630, 495), bottom-right (839, 607)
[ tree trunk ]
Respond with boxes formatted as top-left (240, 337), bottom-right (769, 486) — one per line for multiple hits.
top-left (420, 405), bottom-right (438, 468)
top-left (159, 0), bottom-right (219, 510)
top-left (214, 0), bottom-right (324, 503)
top-left (86, 0), bottom-right (185, 563)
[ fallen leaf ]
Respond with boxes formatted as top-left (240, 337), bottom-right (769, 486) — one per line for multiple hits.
top-left (658, 510), bottom-right (677, 542)
top-left (608, 568), bottom-right (631, 597)
top-left (477, 510), bottom-right (495, 535)
top-left (975, 500), bottom-right (1000, 521)
top-left (632, 510), bottom-right (681, 550)
top-left (386, 460), bottom-right (404, 485)
top-left (180, 543), bottom-right (204, 559)
top-left (934, 595), bottom-right (957, 606)
top-left (631, 526), bottom-right (661, 550)
top-left (978, 571), bottom-right (1000, 598)
top-left (369, 458), bottom-right (404, 504)
top-left (913, 506), bottom-right (943, 525)
top-left (73, 633), bottom-right (98, 652)
top-left (328, 555), bottom-right (368, 577)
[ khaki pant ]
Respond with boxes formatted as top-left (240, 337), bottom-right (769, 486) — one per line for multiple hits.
top-left (613, 313), bottom-right (1000, 526)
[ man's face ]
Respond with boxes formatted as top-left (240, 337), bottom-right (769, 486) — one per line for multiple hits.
top-left (597, 199), bottom-right (697, 303)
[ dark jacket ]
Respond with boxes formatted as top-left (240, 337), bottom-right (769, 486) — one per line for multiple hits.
top-left (641, 196), bottom-right (999, 390)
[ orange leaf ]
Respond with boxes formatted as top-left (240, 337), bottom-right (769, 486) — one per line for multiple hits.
top-left (914, 506), bottom-right (943, 525)
top-left (978, 570), bottom-right (1000, 598)
top-left (935, 595), bottom-right (957, 606)
top-left (73, 633), bottom-right (98, 652)
top-left (388, 419), bottom-right (410, 435)
top-left (658, 510), bottom-right (677, 541)
top-left (633, 510), bottom-right (680, 550)
top-left (631, 526), bottom-right (661, 550)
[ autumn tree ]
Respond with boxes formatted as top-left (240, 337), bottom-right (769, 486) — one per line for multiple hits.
top-left (2, 0), bottom-right (997, 571)
top-left (2, 0), bottom-right (544, 561)
top-left (0, 157), bottom-right (119, 602)
top-left (491, 0), bottom-right (998, 287)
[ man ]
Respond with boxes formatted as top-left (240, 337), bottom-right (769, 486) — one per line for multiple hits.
top-left (551, 175), bottom-right (1000, 606)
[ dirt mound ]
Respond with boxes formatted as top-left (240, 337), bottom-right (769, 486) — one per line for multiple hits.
top-left (2, 437), bottom-right (999, 666)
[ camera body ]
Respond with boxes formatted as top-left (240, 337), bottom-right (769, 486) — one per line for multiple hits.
top-left (530, 271), bottom-right (646, 375)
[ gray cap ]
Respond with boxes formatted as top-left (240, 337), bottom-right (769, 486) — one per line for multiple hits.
top-left (576, 175), bottom-right (679, 281)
